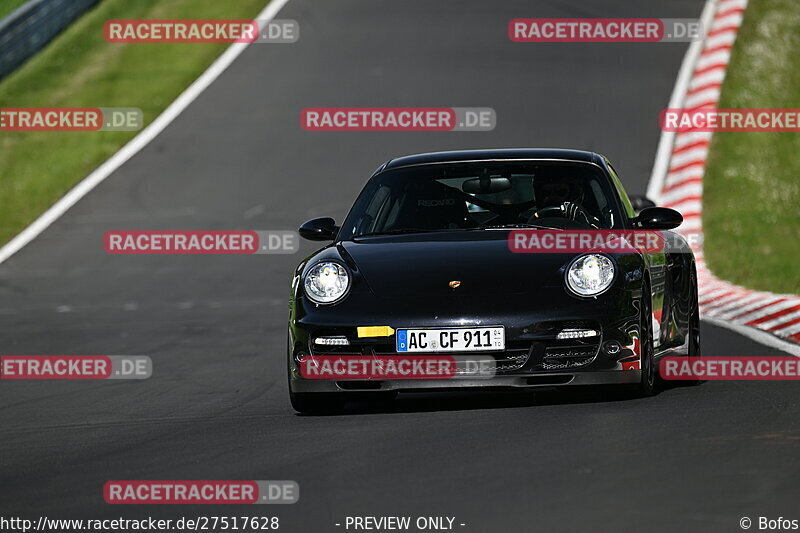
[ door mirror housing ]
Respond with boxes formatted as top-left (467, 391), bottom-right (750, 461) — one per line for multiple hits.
top-left (631, 207), bottom-right (683, 230)
top-left (299, 217), bottom-right (338, 241)
top-left (629, 194), bottom-right (657, 213)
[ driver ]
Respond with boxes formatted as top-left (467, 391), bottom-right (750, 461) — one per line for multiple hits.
top-left (533, 176), bottom-right (599, 227)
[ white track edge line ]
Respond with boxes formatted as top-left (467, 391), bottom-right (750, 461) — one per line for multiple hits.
top-left (702, 317), bottom-right (800, 357)
top-left (646, 0), bottom-right (800, 355)
top-left (7, 0), bottom-right (796, 357)
top-left (0, 0), bottom-right (291, 266)
top-left (647, 0), bottom-right (719, 201)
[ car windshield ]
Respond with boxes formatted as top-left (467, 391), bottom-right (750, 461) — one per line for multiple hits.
top-left (339, 161), bottom-right (623, 239)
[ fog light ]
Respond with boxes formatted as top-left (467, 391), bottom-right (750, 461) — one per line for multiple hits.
top-left (604, 341), bottom-right (621, 355)
top-left (314, 336), bottom-right (350, 346)
top-left (556, 328), bottom-right (599, 340)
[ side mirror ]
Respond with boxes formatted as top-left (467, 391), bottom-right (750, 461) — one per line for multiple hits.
top-left (631, 207), bottom-right (683, 230)
top-left (629, 194), bottom-right (657, 213)
top-left (299, 217), bottom-right (338, 241)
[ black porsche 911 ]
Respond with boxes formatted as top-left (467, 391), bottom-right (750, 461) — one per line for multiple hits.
top-left (288, 149), bottom-right (699, 414)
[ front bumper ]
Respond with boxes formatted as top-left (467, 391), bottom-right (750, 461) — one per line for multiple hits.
top-left (288, 285), bottom-right (645, 394)
top-left (291, 369), bottom-right (641, 393)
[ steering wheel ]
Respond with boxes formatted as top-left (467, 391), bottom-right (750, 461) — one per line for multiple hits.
top-left (533, 203), bottom-right (596, 226)
top-left (533, 205), bottom-right (565, 218)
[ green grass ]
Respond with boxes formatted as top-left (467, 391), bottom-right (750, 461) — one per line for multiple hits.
top-left (703, 0), bottom-right (800, 294)
top-left (0, 0), bottom-right (269, 245)
top-left (0, 0), bottom-right (29, 20)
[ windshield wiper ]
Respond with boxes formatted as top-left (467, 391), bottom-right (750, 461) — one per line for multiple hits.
top-left (479, 223), bottom-right (556, 230)
top-left (353, 228), bottom-right (445, 238)
top-left (355, 224), bottom-right (554, 238)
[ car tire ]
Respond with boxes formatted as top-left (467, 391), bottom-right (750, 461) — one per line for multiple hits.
top-left (290, 392), bottom-right (345, 415)
top-left (633, 281), bottom-right (657, 397)
top-left (682, 265), bottom-right (703, 385)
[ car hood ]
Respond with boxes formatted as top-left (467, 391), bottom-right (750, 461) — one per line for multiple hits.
top-left (340, 231), bottom-right (575, 298)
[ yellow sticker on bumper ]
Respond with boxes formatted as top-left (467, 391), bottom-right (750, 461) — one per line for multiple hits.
top-left (357, 326), bottom-right (395, 338)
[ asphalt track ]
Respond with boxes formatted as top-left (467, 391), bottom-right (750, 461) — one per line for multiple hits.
top-left (1, 1), bottom-right (799, 532)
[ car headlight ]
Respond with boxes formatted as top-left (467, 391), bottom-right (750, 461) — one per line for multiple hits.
top-left (566, 254), bottom-right (615, 297)
top-left (304, 262), bottom-right (350, 304)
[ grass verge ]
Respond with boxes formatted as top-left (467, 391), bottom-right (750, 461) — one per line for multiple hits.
top-left (0, 0), bottom-right (269, 246)
top-left (0, 0), bottom-right (28, 20)
top-left (703, 0), bottom-right (800, 294)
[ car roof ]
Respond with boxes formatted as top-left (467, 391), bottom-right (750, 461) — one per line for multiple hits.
top-left (382, 148), bottom-right (606, 171)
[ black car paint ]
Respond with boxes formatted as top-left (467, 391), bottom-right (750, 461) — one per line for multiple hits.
top-left (288, 150), bottom-right (694, 392)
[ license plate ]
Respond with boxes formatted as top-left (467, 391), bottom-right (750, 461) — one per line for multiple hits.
top-left (396, 327), bottom-right (505, 353)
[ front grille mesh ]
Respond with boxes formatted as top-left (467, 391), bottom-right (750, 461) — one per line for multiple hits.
top-left (310, 336), bottom-right (602, 372)
top-left (312, 340), bottom-right (532, 373)
top-left (542, 345), bottom-right (598, 369)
